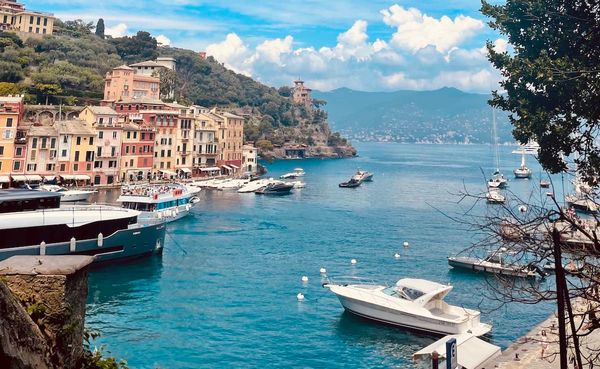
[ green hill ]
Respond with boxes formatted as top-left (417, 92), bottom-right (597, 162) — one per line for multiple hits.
top-left (313, 87), bottom-right (513, 144)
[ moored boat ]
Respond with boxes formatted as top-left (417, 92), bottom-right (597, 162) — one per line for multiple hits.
top-left (0, 189), bottom-right (165, 264)
top-left (339, 178), bottom-right (361, 188)
top-left (280, 168), bottom-right (305, 179)
top-left (117, 183), bottom-right (198, 224)
top-left (255, 182), bottom-right (294, 195)
top-left (486, 189), bottom-right (506, 204)
top-left (37, 184), bottom-right (96, 202)
top-left (352, 170), bottom-right (373, 182)
top-left (323, 276), bottom-right (492, 336)
top-left (448, 249), bottom-right (540, 278)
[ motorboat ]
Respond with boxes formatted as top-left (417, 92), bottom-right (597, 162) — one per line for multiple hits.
top-left (117, 183), bottom-right (198, 224)
top-left (486, 189), bottom-right (505, 204)
top-left (339, 178), bottom-right (361, 188)
top-left (237, 179), bottom-right (274, 193)
top-left (352, 170), bottom-right (373, 182)
top-left (280, 168), bottom-right (305, 179)
top-left (37, 184), bottom-right (96, 202)
top-left (287, 180), bottom-right (306, 189)
top-left (540, 180), bottom-right (551, 188)
top-left (0, 189), bottom-right (165, 263)
top-left (323, 277), bottom-right (492, 336)
top-left (448, 249), bottom-right (541, 278)
top-left (487, 171), bottom-right (508, 189)
top-left (566, 195), bottom-right (598, 214)
top-left (255, 182), bottom-right (294, 195)
top-left (542, 259), bottom-right (584, 276)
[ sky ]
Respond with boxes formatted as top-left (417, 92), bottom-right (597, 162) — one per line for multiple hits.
top-left (27, 0), bottom-right (506, 93)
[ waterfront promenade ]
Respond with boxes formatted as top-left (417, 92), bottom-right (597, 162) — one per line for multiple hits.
top-left (490, 300), bottom-right (600, 369)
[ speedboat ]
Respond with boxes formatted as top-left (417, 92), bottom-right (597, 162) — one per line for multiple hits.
top-left (255, 182), bottom-right (294, 195)
top-left (37, 184), bottom-right (96, 202)
top-left (280, 168), bottom-right (305, 179)
top-left (486, 189), bottom-right (505, 204)
top-left (0, 189), bottom-right (165, 263)
top-left (339, 178), bottom-right (361, 188)
top-left (352, 170), bottom-right (373, 182)
top-left (448, 249), bottom-right (540, 278)
top-left (117, 183), bottom-right (198, 224)
top-left (237, 179), bottom-right (274, 193)
top-left (287, 181), bottom-right (306, 189)
top-left (324, 277), bottom-right (492, 336)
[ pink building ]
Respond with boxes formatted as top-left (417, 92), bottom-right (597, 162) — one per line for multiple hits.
top-left (103, 65), bottom-right (160, 103)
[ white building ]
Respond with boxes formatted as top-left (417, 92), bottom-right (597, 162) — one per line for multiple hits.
top-left (242, 144), bottom-right (257, 174)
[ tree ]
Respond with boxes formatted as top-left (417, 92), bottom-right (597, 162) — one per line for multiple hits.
top-left (0, 60), bottom-right (24, 82)
top-left (153, 68), bottom-right (177, 101)
top-left (482, 0), bottom-right (600, 184)
top-left (95, 19), bottom-right (105, 39)
top-left (110, 31), bottom-right (158, 64)
top-left (0, 82), bottom-right (22, 96)
top-left (54, 19), bottom-right (94, 38)
top-left (31, 83), bottom-right (62, 105)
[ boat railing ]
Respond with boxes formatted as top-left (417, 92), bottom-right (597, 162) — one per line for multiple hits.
top-left (323, 275), bottom-right (385, 287)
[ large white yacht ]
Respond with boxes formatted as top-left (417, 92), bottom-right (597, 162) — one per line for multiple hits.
top-left (324, 277), bottom-right (492, 336)
top-left (117, 183), bottom-right (199, 224)
top-left (38, 184), bottom-right (96, 202)
top-left (0, 190), bottom-right (165, 263)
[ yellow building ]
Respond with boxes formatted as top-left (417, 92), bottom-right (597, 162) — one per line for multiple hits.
top-left (215, 111), bottom-right (244, 169)
top-left (11, 9), bottom-right (54, 37)
top-left (0, 96), bottom-right (23, 181)
top-left (54, 120), bottom-right (95, 183)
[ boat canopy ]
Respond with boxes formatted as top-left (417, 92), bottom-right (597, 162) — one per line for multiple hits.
top-left (395, 278), bottom-right (453, 306)
top-left (413, 334), bottom-right (501, 369)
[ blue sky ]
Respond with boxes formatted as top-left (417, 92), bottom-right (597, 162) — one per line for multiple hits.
top-left (27, 0), bottom-right (505, 93)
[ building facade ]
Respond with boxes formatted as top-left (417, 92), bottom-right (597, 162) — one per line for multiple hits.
top-left (292, 79), bottom-right (312, 109)
top-left (55, 120), bottom-right (95, 183)
top-left (216, 112), bottom-right (244, 171)
top-left (103, 65), bottom-right (160, 103)
top-left (0, 96), bottom-right (23, 178)
top-left (0, 1), bottom-right (54, 37)
top-left (242, 145), bottom-right (257, 174)
top-left (192, 113), bottom-right (218, 177)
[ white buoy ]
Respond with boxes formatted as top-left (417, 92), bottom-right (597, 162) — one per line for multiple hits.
top-left (519, 205), bottom-right (528, 213)
top-left (351, 259), bottom-right (357, 265)
top-left (403, 241), bottom-right (409, 248)
top-left (319, 267), bottom-right (327, 274)
top-left (301, 276), bottom-right (309, 283)
top-left (394, 253), bottom-right (401, 259)
top-left (296, 292), bottom-right (305, 301)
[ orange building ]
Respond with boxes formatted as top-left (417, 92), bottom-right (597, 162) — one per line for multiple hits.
top-left (103, 65), bottom-right (160, 103)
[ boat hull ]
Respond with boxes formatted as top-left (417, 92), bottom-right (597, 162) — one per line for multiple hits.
top-left (138, 203), bottom-right (193, 224)
top-left (0, 222), bottom-right (166, 264)
top-left (333, 293), bottom-right (489, 336)
top-left (60, 192), bottom-right (94, 202)
top-left (513, 170), bottom-right (532, 179)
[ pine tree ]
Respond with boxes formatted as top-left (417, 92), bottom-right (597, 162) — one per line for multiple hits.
top-left (95, 18), bottom-right (105, 39)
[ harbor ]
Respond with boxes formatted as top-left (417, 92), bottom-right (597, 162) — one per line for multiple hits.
top-left (83, 143), bottom-right (560, 368)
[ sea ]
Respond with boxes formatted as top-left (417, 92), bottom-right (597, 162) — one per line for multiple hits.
top-left (86, 142), bottom-right (561, 369)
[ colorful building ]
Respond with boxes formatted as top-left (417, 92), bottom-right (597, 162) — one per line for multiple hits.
top-left (0, 96), bottom-right (23, 181)
top-left (215, 111), bottom-right (244, 172)
top-left (192, 112), bottom-right (218, 177)
top-left (242, 145), bottom-right (257, 174)
top-left (103, 65), bottom-right (160, 103)
top-left (23, 123), bottom-right (57, 181)
top-left (0, 1), bottom-right (54, 38)
top-left (79, 106), bottom-right (122, 185)
top-left (292, 79), bottom-right (312, 109)
top-left (120, 122), bottom-right (154, 183)
top-left (55, 120), bottom-right (95, 184)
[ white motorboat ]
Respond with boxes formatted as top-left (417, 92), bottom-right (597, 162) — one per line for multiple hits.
top-left (280, 168), bottom-right (305, 179)
top-left (486, 189), bottom-right (505, 204)
top-left (324, 277), bottom-right (492, 336)
top-left (448, 249), bottom-right (540, 278)
top-left (287, 180), bottom-right (306, 189)
top-left (352, 170), bottom-right (374, 182)
top-left (237, 179), bottom-right (277, 193)
top-left (38, 184), bottom-right (96, 202)
top-left (117, 183), bottom-right (198, 224)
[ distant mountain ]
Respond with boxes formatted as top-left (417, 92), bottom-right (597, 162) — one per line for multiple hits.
top-left (313, 87), bottom-right (513, 144)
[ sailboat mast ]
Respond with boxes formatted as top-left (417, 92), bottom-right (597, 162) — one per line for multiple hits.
top-left (493, 109), bottom-right (500, 171)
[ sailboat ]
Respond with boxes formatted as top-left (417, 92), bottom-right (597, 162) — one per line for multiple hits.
top-left (488, 109), bottom-right (508, 189)
top-left (512, 148), bottom-right (532, 179)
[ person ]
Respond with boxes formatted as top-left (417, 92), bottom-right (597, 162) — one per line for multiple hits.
top-left (540, 329), bottom-right (549, 358)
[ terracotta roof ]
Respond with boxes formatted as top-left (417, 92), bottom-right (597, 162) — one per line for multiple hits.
top-left (28, 124), bottom-right (57, 136)
top-left (54, 120), bottom-right (95, 136)
top-left (116, 98), bottom-right (164, 105)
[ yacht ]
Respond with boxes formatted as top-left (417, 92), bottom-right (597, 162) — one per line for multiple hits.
top-left (486, 189), bottom-right (506, 204)
top-left (352, 170), bottom-right (374, 182)
top-left (488, 171), bottom-right (508, 189)
top-left (324, 277), bottom-right (492, 336)
top-left (565, 176), bottom-right (598, 213)
top-left (38, 184), bottom-right (96, 202)
top-left (255, 182), bottom-right (294, 195)
top-left (237, 179), bottom-right (274, 193)
top-left (339, 178), bottom-right (361, 188)
top-left (0, 190), bottom-right (165, 263)
top-left (117, 183), bottom-right (199, 224)
top-left (448, 249), bottom-right (540, 278)
top-left (512, 146), bottom-right (532, 179)
top-left (280, 168), bottom-right (305, 179)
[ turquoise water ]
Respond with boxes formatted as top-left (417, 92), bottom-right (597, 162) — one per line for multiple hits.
top-left (86, 143), bottom-right (556, 368)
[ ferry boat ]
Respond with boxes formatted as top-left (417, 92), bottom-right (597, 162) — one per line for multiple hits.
top-left (0, 190), bottom-right (165, 263)
top-left (117, 184), bottom-right (199, 224)
top-left (280, 168), bottom-right (305, 179)
top-left (38, 184), bottom-right (96, 202)
top-left (324, 277), bottom-right (492, 336)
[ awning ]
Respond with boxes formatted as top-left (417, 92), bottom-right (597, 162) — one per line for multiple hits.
top-left (229, 164), bottom-right (240, 169)
top-left (160, 170), bottom-right (177, 176)
top-left (12, 175), bottom-right (42, 182)
top-left (179, 168), bottom-right (191, 173)
top-left (200, 167), bottom-right (221, 172)
top-left (221, 165), bottom-right (233, 171)
top-left (60, 174), bottom-right (75, 180)
top-left (413, 334), bottom-right (501, 369)
top-left (0, 176), bottom-right (9, 183)
top-left (74, 175), bottom-right (90, 181)
top-left (44, 175), bottom-right (56, 181)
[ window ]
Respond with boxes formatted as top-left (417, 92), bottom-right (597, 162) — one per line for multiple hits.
top-left (50, 138), bottom-right (56, 149)
top-left (74, 151), bottom-right (80, 161)
top-left (41, 137), bottom-right (47, 149)
top-left (129, 159), bottom-right (134, 166)
top-left (86, 151), bottom-right (94, 161)
top-left (89, 137), bottom-right (94, 145)
top-left (30, 150), bottom-right (36, 160)
top-left (15, 147), bottom-right (22, 156)
top-left (109, 160), bottom-right (117, 168)
top-left (63, 135), bottom-right (68, 144)
top-left (13, 161), bottom-right (20, 171)
top-left (0, 146), bottom-right (3, 155)
top-left (36, 17), bottom-right (40, 25)
top-left (31, 137), bottom-right (37, 148)
top-left (27, 163), bottom-right (36, 172)
top-left (99, 131), bottom-right (104, 139)
top-left (43, 18), bottom-right (47, 26)
top-left (111, 146), bottom-right (116, 156)
top-left (60, 164), bottom-right (65, 172)
top-left (61, 149), bottom-right (67, 157)
top-left (99, 117), bottom-right (104, 124)
top-left (125, 146), bottom-right (130, 154)
top-left (46, 164), bottom-right (54, 171)
top-left (132, 146), bottom-right (136, 154)
top-left (97, 147), bottom-right (102, 157)
top-left (112, 131), bottom-right (117, 139)
top-left (6, 118), bottom-right (12, 127)
top-left (94, 161), bottom-right (102, 168)
top-left (127, 132), bottom-right (131, 139)
top-left (73, 164), bottom-right (79, 171)
top-left (76, 137), bottom-right (81, 145)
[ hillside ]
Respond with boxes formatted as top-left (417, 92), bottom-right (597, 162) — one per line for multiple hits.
top-left (313, 87), bottom-right (513, 144)
top-left (0, 20), bottom-right (354, 157)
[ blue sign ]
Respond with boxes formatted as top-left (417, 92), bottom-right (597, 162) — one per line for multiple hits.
top-left (446, 338), bottom-right (457, 369)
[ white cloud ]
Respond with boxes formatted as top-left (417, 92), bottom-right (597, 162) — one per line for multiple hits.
top-left (156, 34), bottom-right (171, 46)
top-left (105, 23), bottom-right (128, 38)
top-left (205, 33), bottom-right (252, 75)
top-left (253, 35), bottom-right (293, 65)
top-left (381, 4), bottom-right (483, 53)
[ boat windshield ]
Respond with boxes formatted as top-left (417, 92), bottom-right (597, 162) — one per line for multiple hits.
top-left (382, 286), bottom-right (425, 301)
